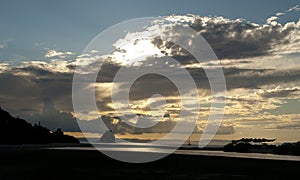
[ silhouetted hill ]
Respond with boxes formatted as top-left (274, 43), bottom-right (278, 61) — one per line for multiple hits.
top-left (0, 107), bottom-right (79, 144)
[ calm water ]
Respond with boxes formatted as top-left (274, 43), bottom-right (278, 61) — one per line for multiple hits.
top-left (49, 142), bottom-right (300, 161)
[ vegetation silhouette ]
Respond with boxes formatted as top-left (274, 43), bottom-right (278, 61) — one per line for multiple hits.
top-left (274, 142), bottom-right (300, 156)
top-left (224, 138), bottom-right (276, 153)
top-left (0, 107), bottom-right (79, 144)
top-left (224, 138), bottom-right (300, 156)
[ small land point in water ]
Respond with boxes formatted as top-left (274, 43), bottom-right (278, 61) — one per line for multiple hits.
top-left (99, 130), bottom-right (116, 143)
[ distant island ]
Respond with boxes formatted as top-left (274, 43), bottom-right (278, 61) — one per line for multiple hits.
top-left (99, 129), bottom-right (116, 143)
top-left (0, 107), bottom-right (79, 144)
top-left (224, 138), bottom-right (300, 156)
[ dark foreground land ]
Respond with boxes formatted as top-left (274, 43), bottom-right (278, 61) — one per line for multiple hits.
top-left (0, 148), bottom-right (299, 180)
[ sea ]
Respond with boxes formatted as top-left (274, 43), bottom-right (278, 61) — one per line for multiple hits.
top-left (48, 139), bottom-right (300, 162)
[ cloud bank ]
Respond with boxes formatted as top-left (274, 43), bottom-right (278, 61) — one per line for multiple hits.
top-left (0, 13), bottom-right (300, 138)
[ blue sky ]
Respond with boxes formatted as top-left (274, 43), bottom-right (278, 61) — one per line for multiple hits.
top-left (0, 0), bottom-right (300, 63)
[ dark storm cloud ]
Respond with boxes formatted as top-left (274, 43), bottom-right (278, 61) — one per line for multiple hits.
top-left (107, 65), bottom-right (300, 96)
top-left (225, 68), bottom-right (300, 90)
top-left (0, 71), bottom-right (42, 115)
top-left (153, 16), bottom-right (300, 60)
top-left (27, 99), bottom-right (80, 132)
top-left (0, 61), bottom-right (293, 134)
top-left (0, 63), bottom-right (74, 114)
top-left (1, 59), bottom-right (300, 118)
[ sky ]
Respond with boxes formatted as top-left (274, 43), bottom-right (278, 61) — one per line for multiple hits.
top-left (1, 0), bottom-right (299, 62)
top-left (0, 0), bottom-right (300, 143)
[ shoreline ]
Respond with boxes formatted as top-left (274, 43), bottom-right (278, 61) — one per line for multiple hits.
top-left (0, 147), bottom-right (299, 179)
top-left (1, 143), bottom-right (300, 162)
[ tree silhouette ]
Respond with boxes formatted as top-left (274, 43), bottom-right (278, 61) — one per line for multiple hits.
top-left (0, 107), bottom-right (79, 144)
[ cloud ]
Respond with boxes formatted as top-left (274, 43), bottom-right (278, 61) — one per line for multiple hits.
top-left (276, 12), bottom-right (285, 16)
top-left (0, 60), bottom-right (75, 117)
top-left (1, 12), bottom-right (300, 137)
top-left (0, 60), bottom-right (217, 135)
top-left (0, 40), bottom-right (11, 49)
top-left (1, 53), bottom-right (300, 122)
top-left (223, 68), bottom-right (300, 90)
top-left (216, 125), bottom-right (235, 134)
top-left (266, 123), bottom-right (300, 130)
top-left (231, 54), bottom-right (300, 70)
top-left (286, 5), bottom-right (300, 12)
top-left (151, 15), bottom-right (300, 60)
top-left (0, 63), bottom-right (10, 73)
top-left (223, 85), bottom-right (300, 117)
top-left (26, 98), bottom-right (80, 132)
top-left (260, 87), bottom-right (299, 99)
top-left (259, 113), bottom-right (300, 130)
top-left (45, 49), bottom-right (75, 59)
top-left (91, 57), bottom-right (300, 97)
top-left (266, 16), bottom-right (279, 24)
top-left (68, 112), bottom-right (201, 135)
top-left (0, 72), bottom-right (42, 115)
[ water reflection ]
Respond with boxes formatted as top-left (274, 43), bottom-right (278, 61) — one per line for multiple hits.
top-left (49, 142), bottom-right (300, 161)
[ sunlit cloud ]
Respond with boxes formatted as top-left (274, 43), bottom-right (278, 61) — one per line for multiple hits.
top-left (45, 49), bottom-right (75, 59)
top-left (286, 4), bottom-right (300, 12)
top-left (0, 11), bottom-right (300, 140)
